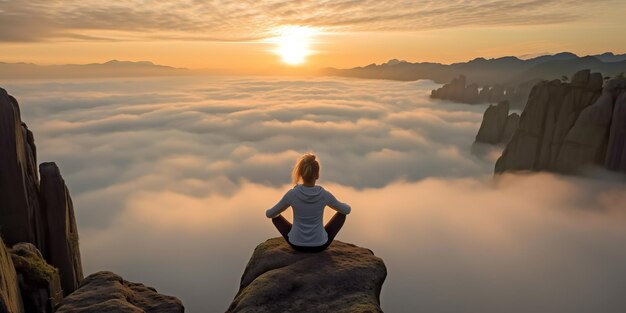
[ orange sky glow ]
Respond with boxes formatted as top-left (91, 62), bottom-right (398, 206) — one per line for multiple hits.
top-left (1, 0), bottom-right (625, 73)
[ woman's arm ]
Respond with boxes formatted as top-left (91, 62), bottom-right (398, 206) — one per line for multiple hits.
top-left (324, 190), bottom-right (351, 214)
top-left (265, 191), bottom-right (291, 218)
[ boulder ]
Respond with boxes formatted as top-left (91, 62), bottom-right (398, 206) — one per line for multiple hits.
top-left (10, 243), bottom-right (63, 313)
top-left (227, 238), bottom-right (387, 313)
top-left (0, 238), bottom-right (24, 313)
top-left (0, 88), bottom-right (43, 247)
top-left (39, 162), bottom-right (83, 296)
top-left (56, 271), bottom-right (184, 313)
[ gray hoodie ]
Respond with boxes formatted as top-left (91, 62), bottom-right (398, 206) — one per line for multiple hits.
top-left (266, 185), bottom-right (351, 246)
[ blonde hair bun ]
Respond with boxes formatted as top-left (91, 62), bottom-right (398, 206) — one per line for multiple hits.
top-left (292, 153), bottom-right (320, 185)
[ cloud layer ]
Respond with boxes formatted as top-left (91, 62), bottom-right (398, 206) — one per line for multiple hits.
top-left (9, 76), bottom-right (493, 229)
top-left (4, 76), bottom-right (626, 312)
top-left (0, 0), bottom-right (611, 42)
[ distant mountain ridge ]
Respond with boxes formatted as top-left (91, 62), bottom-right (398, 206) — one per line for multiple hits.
top-left (0, 60), bottom-right (189, 79)
top-left (324, 52), bottom-right (626, 86)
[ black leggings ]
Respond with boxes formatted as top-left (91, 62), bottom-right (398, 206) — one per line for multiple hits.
top-left (272, 212), bottom-right (346, 252)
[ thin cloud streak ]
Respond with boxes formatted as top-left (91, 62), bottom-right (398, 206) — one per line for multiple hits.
top-left (0, 0), bottom-right (611, 42)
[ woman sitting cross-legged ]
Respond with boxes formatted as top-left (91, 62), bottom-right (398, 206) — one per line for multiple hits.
top-left (266, 153), bottom-right (351, 252)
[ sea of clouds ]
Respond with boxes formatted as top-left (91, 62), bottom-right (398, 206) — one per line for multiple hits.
top-left (4, 76), bottom-right (626, 312)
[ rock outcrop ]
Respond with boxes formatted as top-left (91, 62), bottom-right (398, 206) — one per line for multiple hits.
top-left (227, 238), bottom-right (387, 313)
top-left (495, 70), bottom-right (626, 174)
top-left (431, 75), bottom-right (482, 104)
top-left (0, 88), bottom-right (43, 248)
top-left (475, 101), bottom-right (519, 144)
top-left (0, 238), bottom-right (24, 313)
top-left (39, 162), bottom-right (84, 296)
top-left (0, 87), bottom-right (83, 297)
top-left (431, 75), bottom-right (537, 109)
top-left (56, 271), bottom-right (184, 313)
top-left (10, 243), bottom-right (63, 313)
top-left (0, 88), bottom-right (185, 311)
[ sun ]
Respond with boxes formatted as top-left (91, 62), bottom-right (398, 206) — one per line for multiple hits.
top-left (271, 26), bottom-right (317, 65)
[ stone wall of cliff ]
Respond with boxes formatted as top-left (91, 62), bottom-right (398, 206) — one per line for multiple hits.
top-left (0, 88), bottom-right (184, 312)
top-left (495, 70), bottom-right (626, 174)
top-left (0, 88), bottom-right (83, 298)
top-left (0, 89), bottom-right (43, 248)
top-left (39, 162), bottom-right (84, 296)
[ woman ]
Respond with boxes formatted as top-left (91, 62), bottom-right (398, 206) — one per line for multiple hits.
top-left (266, 153), bottom-right (351, 252)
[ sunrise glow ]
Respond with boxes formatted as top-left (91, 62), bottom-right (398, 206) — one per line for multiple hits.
top-left (2, 1), bottom-right (626, 312)
top-left (271, 26), bottom-right (318, 65)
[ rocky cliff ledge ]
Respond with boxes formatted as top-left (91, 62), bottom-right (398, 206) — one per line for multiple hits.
top-left (495, 70), bottom-right (626, 174)
top-left (56, 271), bottom-right (184, 313)
top-left (0, 88), bottom-right (184, 312)
top-left (227, 238), bottom-right (387, 313)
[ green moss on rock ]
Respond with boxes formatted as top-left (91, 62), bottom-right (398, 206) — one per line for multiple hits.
top-left (10, 244), bottom-right (58, 288)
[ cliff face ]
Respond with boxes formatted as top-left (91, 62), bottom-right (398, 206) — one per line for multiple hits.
top-left (0, 88), bottom-right (184, 312)
top-left (605, 85), bottom-right (626, 171)
top-left (227, 238), bottom-right (387, 313)
top-left (475, 101), bottom-right (519, 145)
top-left (0, 88), bottom-right (82, 297)
top-left (495, 70), bottom-right (626, 174)
top-left (39, 162), bottom-right (84, 296)
top-left (0, 88), bottom-right (43, 248)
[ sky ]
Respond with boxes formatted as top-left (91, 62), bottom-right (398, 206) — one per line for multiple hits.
top-left (4, 76), bottom-right (626, 312)
top-left (1, 0), bottom-right (626, 72)
top-left (2, 1), bottom-right (626, 312)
